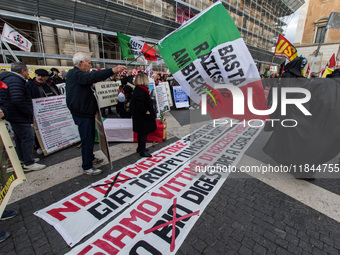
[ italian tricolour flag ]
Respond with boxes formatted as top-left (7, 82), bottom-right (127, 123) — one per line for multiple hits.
top-left (158, 2), bottom-right (268, 120)
top-left (117, 32), bottom-right (161, 62)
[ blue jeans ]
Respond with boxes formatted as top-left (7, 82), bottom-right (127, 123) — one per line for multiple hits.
top-left (72, 115), bottom-right (95, 170)
top-left (10, 123), bottom-right (35, 165)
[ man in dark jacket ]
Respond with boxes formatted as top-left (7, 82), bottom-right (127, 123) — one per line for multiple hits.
top-left (121, 69), bottom-right (134, 85)
top-left (0, 62), bottom-right (46, 171)
top-left (27, 69), bottom-right (60, 98)
top-left (50, 67), bottom-right (64, 84)
top-left (66, 52), bottom-right (126, 175)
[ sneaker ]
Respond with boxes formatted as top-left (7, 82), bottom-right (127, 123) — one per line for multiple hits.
top-left (0, 231), bottom-right (10, 243)
top-left (92, 158), bottom-right (104, 165)
top-left (1, 210), bottom-right (18, 221)
top-left (23, 163), bottom-right (46, 171)
top-left (83, 168), bottom-right (102, 176)
top-left (20, 158), bottom-right (40, 164)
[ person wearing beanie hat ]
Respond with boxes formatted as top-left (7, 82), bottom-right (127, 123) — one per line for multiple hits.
top-left (35, 69), bottom-right (49, 76)
top-left (26, 68), bottom-right (61, 156)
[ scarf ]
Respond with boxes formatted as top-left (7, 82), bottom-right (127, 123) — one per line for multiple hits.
top-left (137, 85), bottom-right (150, 94)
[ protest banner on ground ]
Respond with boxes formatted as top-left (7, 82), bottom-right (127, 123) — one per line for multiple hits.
top-left (34, 122), bottom-right (223, 246)
top-left (173, 86), bottom-right (189, 108)
top-left (32, 95), bottom-right (80, 156)
top-left (95, 80), bottom-right (121, 108)
top-left (35, 120), bottom-right (262, 248)
top-left (158, 2), bottom-right (267, 120)
top-left (0, 120), bottom-right (26, 216)
top-left (65, 121), bottom-right (262, 254)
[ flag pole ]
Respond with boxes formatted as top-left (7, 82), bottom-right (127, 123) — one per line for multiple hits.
top-left (267, 55), bottom-right (275, 74)
top-left (1, 39), bottom-right (20, 62)
top-left (336, 45), bottom-right (340, 69)
top-left (126, 43), bottom-right (158, 66)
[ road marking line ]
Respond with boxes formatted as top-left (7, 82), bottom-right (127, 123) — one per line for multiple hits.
top-left (238, 155), bottom-right (340, 223)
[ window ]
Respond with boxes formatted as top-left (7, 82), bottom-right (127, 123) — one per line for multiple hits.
top-left (314, 26), bottom-right (326, 43)
top-left (314, 17), bottom-right (328, 44)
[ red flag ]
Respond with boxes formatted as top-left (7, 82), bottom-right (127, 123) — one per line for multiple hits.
top-left (327, 53), bottom-right (336, 68)
top-left (273, 34), bottom-right (298, 62)
top-left (306, 65), bottom-right (310, 76)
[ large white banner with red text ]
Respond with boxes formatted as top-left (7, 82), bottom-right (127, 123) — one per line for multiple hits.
top-left (35, 120), bottom-right (262, 250)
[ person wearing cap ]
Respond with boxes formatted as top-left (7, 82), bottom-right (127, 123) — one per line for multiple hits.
top-left (26, 69), bottom-right (61, 155)
top-left (66, 52), bottom-right (126, 175)
top-left (27, 69), bottom-right (60, 99)
top-left (50, 67), bottom-right (64, 84)
top-left (0, 62), bottom-right (46, 171)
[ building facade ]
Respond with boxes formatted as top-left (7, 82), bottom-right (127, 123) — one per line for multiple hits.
top-left (295, 0), bottom-right (340, 73)
top-left (0, 0), bottom-right (304, 72)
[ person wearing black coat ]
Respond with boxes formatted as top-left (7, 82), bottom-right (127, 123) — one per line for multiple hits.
top-left (265, 57), bottom-right (308, 131)
top-left (27, 69), bottom-right (60, 99)
top-left (131, 73), bottom-right (156, 157)
top-left (121, 69), bottom-right (134, 85)
top-left (66, 52), bottom-right (126, 175)
top-left (0, 62), bottom-right (46, 171)
top-left (50, 67), bottom-right (65, 84)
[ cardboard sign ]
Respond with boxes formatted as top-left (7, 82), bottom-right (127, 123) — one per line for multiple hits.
top-left (0, 120), bottom-right (26, 216)
top-left (95, 81), bottom-right (121, 108)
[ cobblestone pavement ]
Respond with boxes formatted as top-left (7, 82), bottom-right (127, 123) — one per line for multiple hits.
top-left (1, 109), bottom-right (340, 254)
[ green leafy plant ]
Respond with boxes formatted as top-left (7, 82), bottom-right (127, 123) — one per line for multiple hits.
top-left (159, 110), bottom-right (166, 123)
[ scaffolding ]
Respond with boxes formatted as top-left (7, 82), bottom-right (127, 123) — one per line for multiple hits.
top-left (0, 0), bottom-right (304, 69)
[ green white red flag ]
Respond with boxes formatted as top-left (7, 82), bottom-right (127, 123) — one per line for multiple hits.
top-left (117, 32), bottom-right (161, 62)
top-left (158, 2), bottom-right (267, 120)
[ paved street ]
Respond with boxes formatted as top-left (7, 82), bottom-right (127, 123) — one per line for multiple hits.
top-left (1, 108), bottom-right (340, 255)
